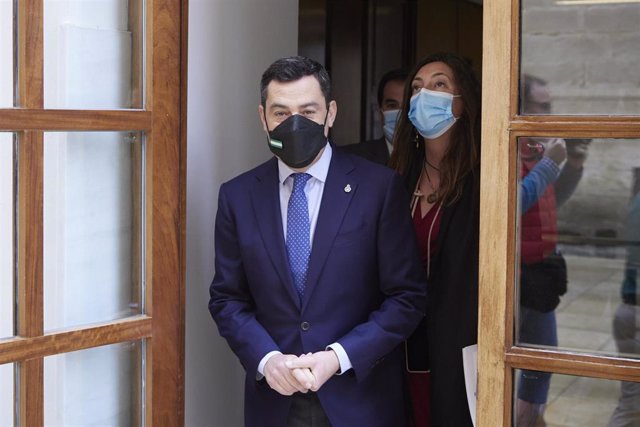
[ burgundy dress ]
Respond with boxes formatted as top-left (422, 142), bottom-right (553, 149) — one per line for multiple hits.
top-left (408, 201), bottom-right (442, 427)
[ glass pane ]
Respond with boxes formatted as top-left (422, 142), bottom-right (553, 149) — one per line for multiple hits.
top-left (513, 369), bottom-right (635, 426)
top-left (43, 0), bottom-right (144, 109)
top-left (0, 133), bottom-right (14, 339)
top-left (0, 0), bottom-right (12, 107)
top-left (0, 363), bottom-right (14, 426)
top-left (516, 137), bottom-right (640, 359)
top-left (520, 2), bottom-right (640, 115)
top-left (43, 132), bottom-right (144, 331)
top-left (44, 341), bottom-right (144, 426)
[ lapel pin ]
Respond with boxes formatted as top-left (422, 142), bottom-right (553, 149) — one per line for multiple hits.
top-left (344, 184), bottom-right (352, 193)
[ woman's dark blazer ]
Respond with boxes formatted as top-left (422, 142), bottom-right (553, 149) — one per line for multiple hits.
top-left (406, 171), bottom-right (480, 427)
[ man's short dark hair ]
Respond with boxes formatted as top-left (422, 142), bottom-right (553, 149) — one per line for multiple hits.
top-left (377, 69), bottom-right (409, 107)
top-left (260, 56), bottom-right (332, 107)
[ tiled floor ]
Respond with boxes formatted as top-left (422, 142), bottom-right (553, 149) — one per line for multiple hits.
top-left (532, 255), bottom-right (634, 426)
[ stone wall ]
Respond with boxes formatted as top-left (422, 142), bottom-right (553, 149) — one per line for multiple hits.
top-left (521, 2), bottom-right (640, 115)
top-left (521, 1), bottom-right (640, 241)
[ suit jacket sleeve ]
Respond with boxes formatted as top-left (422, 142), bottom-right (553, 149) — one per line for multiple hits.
top-left (208, 182), bottom-right (280, 376)
top-left (337, 172), bottom-right (427, 381)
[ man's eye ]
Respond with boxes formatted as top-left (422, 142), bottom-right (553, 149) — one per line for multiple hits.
top-left (302, 110), bottom-right (315, 116)
top-left (274, 111), bottom-right (286, 117)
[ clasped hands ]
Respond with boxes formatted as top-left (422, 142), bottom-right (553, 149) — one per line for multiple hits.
top-left (263, 350), bottom-right (340, 396)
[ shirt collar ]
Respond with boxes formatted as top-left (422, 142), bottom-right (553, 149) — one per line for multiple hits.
top-left (278, 142), bottom-right (332, 184)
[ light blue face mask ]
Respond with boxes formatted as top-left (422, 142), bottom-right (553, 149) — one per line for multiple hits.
top-left (408, 88), bottom-right (461, 139)
top-left (382, 109), bottom-right (400, 143)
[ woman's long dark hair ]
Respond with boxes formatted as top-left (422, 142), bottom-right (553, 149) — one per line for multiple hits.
top-left (388, 52), bottom-right (481, 205)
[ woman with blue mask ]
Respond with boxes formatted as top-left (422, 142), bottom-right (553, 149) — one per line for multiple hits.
top-left (389, 52), bottom-right (481, 427)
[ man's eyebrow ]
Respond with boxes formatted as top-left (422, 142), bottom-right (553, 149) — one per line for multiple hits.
top-left (269, 101), bottom-right (322, 110)
top-left (269, 103), bottom-right (290, 110)
top-left (299, 102), bottom-right (321, 109)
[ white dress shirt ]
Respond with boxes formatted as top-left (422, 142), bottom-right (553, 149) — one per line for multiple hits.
top-left (257, 143), bottom-right (353, 379)
top-left (385, 137), bottom-right (393, 155)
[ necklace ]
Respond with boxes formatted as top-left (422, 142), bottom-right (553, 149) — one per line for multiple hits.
top-left (422, 162), bottom-right (438, 204)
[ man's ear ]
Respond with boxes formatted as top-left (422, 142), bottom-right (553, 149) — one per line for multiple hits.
top-left (325, 100), bottom-right (337, 131)
top-left (258, 105), bottom-right (268, 133)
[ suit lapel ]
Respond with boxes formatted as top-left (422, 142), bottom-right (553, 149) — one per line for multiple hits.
top-left (302, 151), bottom-right (357, 310)
top-left (250, 158), bottom-right (301, 308)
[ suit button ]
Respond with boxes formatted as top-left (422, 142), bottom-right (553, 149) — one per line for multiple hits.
top-left (300, 322), bottom-right (310, 331)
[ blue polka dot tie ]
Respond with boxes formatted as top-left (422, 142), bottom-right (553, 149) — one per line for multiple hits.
top-left (286, 173), bottom-right (312, 299)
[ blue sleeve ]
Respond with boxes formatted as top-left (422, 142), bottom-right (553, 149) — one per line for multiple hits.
top-left (521, 157), bottom-right (561, 213)
top-left (209, 183), bottom-right (281, 376)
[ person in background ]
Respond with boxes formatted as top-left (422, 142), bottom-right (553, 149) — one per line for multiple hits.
top-left (607, 181), bottom-right (640, 427)
top-left (343, 68), bottom-right (408, 165)
top-left (209, 56), bottom-right (427, 427)
top-left (389, 52), bottom-right (481, 427)
top-left (516, 75), bottom-right (590, 427)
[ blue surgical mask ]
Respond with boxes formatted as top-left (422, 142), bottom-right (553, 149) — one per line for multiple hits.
top-left (408, 88), bottom-right (460, 139)
top-left (382, 109), bottom-right (400, 143)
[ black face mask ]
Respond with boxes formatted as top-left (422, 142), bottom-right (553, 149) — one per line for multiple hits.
top-left (266, 113), bottom-right (328, 169)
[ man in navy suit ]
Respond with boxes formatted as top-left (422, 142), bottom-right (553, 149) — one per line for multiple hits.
top-left (209, 56), bottom-right (426, 427)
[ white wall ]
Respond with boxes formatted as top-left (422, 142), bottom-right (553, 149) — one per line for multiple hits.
top-left (185, 1), bottom-right (298, 425)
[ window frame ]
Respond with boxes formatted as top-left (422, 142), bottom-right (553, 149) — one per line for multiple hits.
top-left (0, 0), bottom-right (187, 424)
top-left (478, 0), bottom-right (640, 425)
